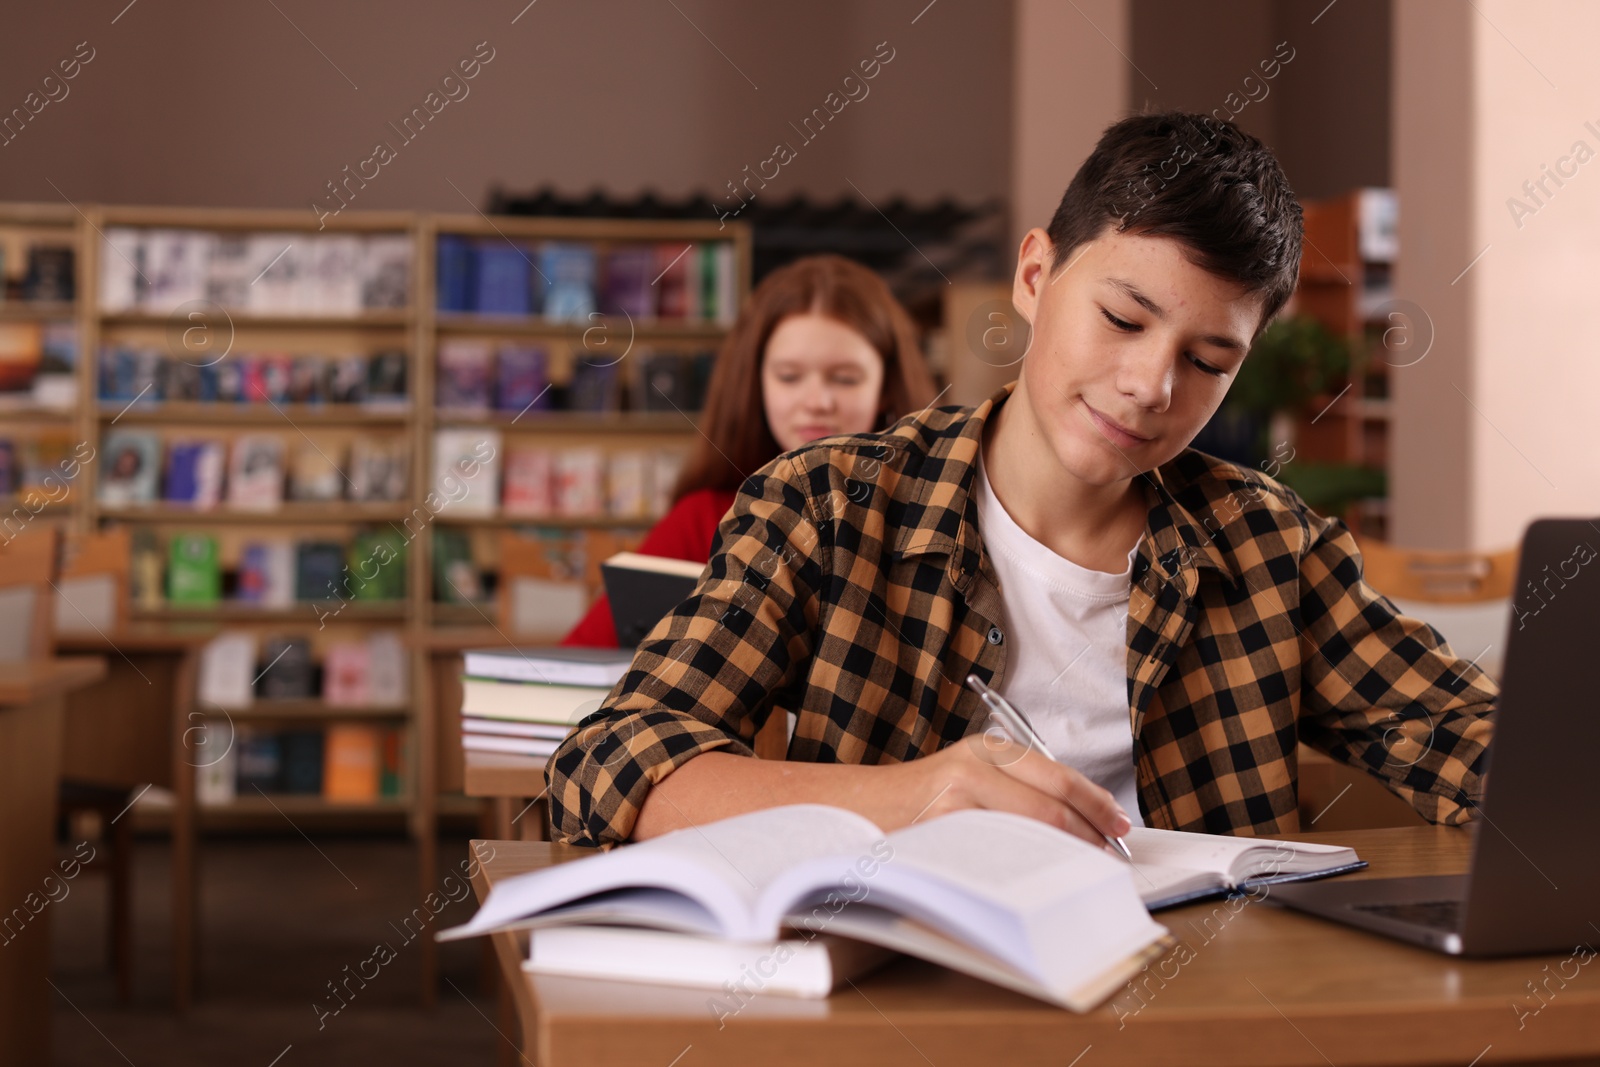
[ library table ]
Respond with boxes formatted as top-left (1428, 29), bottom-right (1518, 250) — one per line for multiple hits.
top-left (57, 623), bottom-right (215, 1010)
top-left (470, 825), bottom-right (1600, 1067)
top-left (0, 656), bottom-right (109, 1065)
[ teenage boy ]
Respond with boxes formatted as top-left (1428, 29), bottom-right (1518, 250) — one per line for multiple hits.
top-left (547, 111), bottom-right (1496, 849)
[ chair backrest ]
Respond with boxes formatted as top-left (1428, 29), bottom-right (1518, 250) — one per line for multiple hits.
top-left (0, 525), bottom-right (61, 663)
top-left (497, 532), bottom-right (588, 637)
top-left (54, 528), bottom-right (131, 636)
top-left (1357, 538), bottom-right (1518, 602)
top-left (1357, 538), bottom-right (1519, 681)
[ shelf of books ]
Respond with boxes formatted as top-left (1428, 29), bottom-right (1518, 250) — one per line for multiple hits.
top-left (7, 199), bottom-right (752, 999)
top-left (1291, 188), bottom-right (1396, 541)
top-left (420, 213), bottom-right (751, 640)
top-left (0, 203), bottom-right (86, 546)
top-left (2, 200), bottom-right (750, 908)
top-left (80, 205), bottom-right (425, 831)
top-left (36, 203), bottom-right (753, 838)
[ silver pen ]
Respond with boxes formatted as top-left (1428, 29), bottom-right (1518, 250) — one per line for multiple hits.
top-left (965, 674), bottom-right (1135, 862)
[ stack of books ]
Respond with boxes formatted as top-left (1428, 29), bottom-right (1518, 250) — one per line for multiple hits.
top-left (459, 647), bottom-right (635, 760)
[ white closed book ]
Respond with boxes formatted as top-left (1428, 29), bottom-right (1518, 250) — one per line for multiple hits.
top-left (460, 678), bottom-right (608, 724)
top-left (525, 926), bottom-right (893, 999)
top-left (460, 734), bottom-right (561, 758)
top-left (461, 646), bottom-right (633, 688)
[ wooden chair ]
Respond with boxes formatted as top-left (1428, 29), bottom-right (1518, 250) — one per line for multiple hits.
top-left (496, 532), bottom-right (591, 638)
top-left (1296, 537), bottom-right (1518, 833)
top-left (0, 526), bottom-right (61, 664)
top-left (52, 529), bottom-right (137, 1002)
top-left (1356, 538), bottom-right (1519, 602)
top-left (53, 527), bottom-right (131, 636)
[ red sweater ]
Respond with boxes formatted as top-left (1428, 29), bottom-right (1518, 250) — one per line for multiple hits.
top-left (559, 487), bottom-right (739, 648)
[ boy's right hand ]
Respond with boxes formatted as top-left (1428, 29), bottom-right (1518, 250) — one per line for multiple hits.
top-left (884, 732), bottom-right (1133, 848)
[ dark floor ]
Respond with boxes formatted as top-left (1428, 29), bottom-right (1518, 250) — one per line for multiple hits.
top-left (49, 832), bottom-right (505, 1066)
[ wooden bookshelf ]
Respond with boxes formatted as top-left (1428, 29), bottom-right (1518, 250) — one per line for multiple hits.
top-left (434, 314), bottom-right (726, 339)
top-left (431, 410), bottom-right (693, 433)
top-left (0, 203), bottom-right (87, 561)
top-left (417, 210), bottom-right (750, 637)
top-left (199, 795), bottom-right (409, 817)
top-left (210, 700), bottom-right (411, 721)
top-left (1289, 188), bottom-right (1396, 540)
top-left (99, 310), bottom-right (415, 329)
top-left (99, 402), bottom-right (412, 425)
top-left (130, 602), bottom-right (407, 623)
top-left (75, 203), bottom-right (431, 897)
top-left (429, 513), bottom-right (656, 529)
top-left (8, 199), bottom-right (751, 1004)
top-left (0, 300), bottom-right (75, 322)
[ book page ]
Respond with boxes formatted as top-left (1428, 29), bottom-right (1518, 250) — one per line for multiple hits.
top-left (1124, 826), bottom-right (1262, 877)
top-left (441, 804), bottom-right (883, 942)
top-left (638, 804), bottom-right (886, 925)
top-left (1125, 827), bottom-right (1358, 886)
top-left (882, 809), bottom-right (1125, 910)
top-left (764, 810), bottom-right (1161, 991)
top-left (764, 809), bottom-right (1126, 972)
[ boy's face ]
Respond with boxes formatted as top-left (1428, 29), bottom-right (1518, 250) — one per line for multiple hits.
top-left (1009, 224), bottom-right (1265, 489)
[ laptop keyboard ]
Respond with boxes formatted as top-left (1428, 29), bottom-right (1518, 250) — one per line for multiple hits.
top-left (1352, 900), bottom-right (1461, 931)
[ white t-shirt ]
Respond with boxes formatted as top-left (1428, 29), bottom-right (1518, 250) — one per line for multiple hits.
top-left (973, 451), bottom-right (1144, 826)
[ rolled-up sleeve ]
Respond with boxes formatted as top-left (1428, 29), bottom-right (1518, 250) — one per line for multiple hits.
top-left (1294, 512), bottom-right (1497, 825)
top-left (545, 455), bottom-right (829, 847)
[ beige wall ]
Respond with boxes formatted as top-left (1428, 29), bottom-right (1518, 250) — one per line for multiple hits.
top-left (1467, 0), bottom-right (1600, 548)
top-left (1390, 1), bottom-right (1476, 547)
top-left (1393, 0), bottom-right (1600, 549)
top-left (1011, 0), bottom-right (1131, 248)
top-left (944, 0), bottom-right (1131, 407)
top-left (1130, 0), bottom-right (1390, 203)
top-left (0, 2), bottom-right (1011, 214)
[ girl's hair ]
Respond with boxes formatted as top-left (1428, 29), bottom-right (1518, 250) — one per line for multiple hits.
top-left (671, 253), bottom-right (938, 502)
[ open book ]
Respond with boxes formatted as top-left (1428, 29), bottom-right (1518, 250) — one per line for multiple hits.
top-left (1126, 826), bottom-right (1365, 909)
top-left (599, 551), bottom-right (703, 648)
top-left (440, 804), bottom-right (1171, 1011)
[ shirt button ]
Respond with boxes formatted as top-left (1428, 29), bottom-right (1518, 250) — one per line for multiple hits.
top-left (987, 626), bottom-right (1004, 646)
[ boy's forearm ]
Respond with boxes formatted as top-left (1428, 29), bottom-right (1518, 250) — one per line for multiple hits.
top-left (631, 751), bottom-right (920, 840)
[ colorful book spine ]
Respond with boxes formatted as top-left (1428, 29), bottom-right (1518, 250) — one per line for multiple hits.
top-left (494, 344), bottom-right (550, 414)
top-left (436, 235), bottom-right (475, 312)
top-left (166, 533), bottom-right (221, 604)
top-left (473, 241), bottom-right (533, 315)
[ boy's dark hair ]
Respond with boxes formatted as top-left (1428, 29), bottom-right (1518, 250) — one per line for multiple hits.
top-left (1046, 110), bottom-right (1303, 341)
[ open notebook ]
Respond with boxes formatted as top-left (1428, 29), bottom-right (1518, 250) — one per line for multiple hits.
top-left (441, 804), bottom-right (1171, 1011)
top-left (1125, 826), bottom-right (1364, 909)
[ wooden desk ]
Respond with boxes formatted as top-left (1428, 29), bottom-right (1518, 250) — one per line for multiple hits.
top-left (469, 826), bottom-right (1600, 1067)
top-left (0, 657), bottom-right (109, 1066)
top-left (465, 751), bottom-right (550, 842)
top-left (57, 625), bottom-right (215, 1010)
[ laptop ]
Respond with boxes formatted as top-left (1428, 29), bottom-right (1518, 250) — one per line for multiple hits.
top-left (1270, 517), bottom-right (1600, 956)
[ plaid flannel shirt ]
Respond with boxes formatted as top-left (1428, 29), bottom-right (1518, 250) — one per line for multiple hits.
top-left (547, 381), bottom-right (1496, 847)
